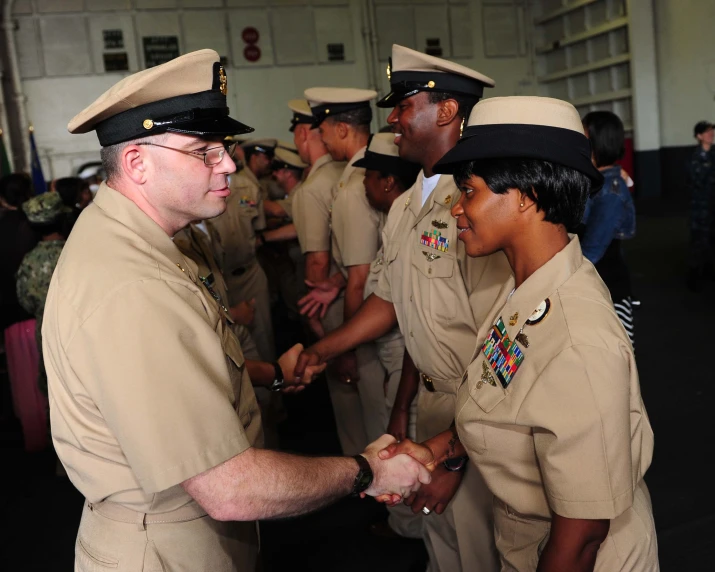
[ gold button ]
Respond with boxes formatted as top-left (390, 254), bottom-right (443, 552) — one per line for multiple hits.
top-left (427, 80), bottom-right (435, 88)
top-left (428, 268), bottom-right (432, 274)
top-left (143, 119), bottom-right (154, 130)
top-left (325, 109), bottom-right (330, 114)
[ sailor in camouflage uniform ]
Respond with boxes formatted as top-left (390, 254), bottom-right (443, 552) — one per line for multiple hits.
top-left (687, 121), bottom-right (715, 291)
top-left (16, 192), bottom-right (71, 392)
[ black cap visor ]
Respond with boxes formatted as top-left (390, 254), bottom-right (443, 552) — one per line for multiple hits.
top-left (166, 115), bottom-right (254, 139)
top-left (376, 71), bottom-right (486, 108)
top-left (353, 150), bottom-right (421, 182)
top-left (433, 124), bottom-right (604, 187)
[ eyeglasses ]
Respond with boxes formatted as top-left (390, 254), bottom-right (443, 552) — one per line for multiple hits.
top-left (136, 141), bottom-right (237, 166)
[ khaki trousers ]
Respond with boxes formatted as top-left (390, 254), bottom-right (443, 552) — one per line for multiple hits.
top-left (226, 261), bottom-right (275, 363)
top-left (75, 501), bottom-right (258, 572)
top-left (321, 297), bottom-right (368, 456)
top-left (417, 389), bottom-right (499, 572)
top-left (376, 334), bottom-right (423, 539)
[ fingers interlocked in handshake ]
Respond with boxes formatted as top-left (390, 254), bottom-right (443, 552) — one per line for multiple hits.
top-left (359, 435), bottom-right (436, 502)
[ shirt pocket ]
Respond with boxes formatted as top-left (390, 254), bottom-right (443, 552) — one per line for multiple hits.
top-left (411, 241), bottom-right (456, 319)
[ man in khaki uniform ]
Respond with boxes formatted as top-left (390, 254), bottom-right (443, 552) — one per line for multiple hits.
top-left (209, 139), bottom-right (275, 362)
top-left (44, 49), bottom-right (432, 572)
top-left (304, 86), bottom-right (384, 454)
top-left (296, 45), bottom-right (511, 571)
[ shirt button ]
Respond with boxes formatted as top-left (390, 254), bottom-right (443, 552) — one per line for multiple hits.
top-left (410, 331), bottom-right (414, 337)
top-left (428, 268), bottom-right (432, 274)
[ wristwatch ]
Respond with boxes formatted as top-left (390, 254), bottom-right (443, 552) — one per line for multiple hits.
top-left (351, 454), bottom-right (374, 496)
top-left (269, 362), bottom-right (284, 392)
top-left (443, 455), bottom-right (468, 472)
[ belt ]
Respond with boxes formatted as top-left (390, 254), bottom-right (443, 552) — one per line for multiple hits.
top-left (419, 372), bottom-right (459, 394)
top-left (88, 500), bottom-right (207, 530)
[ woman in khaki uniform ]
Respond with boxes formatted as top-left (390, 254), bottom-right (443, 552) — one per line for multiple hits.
top-left (382, 96), bottom-right (658, 571)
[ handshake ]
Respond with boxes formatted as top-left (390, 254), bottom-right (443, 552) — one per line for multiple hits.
top-left (358, 434), bottom-right (437, 503)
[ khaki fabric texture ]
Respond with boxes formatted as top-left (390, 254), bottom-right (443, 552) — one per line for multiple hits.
top-left (75, 501), bottom-right (258, 572)
top-left (293, 153), bottom-right (345, 254)
top-left (44, 184), bottom-right (263, 514)
top-left (456, 236), bottom-right (657, 571)
top-left (330, 146), bottom-right (384, 279)
top-left (374, 172), bottom-right (508, 572)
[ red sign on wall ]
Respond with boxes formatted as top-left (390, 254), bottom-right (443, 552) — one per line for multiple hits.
top-left (243, 45), bottom-right (261, 62)
top-left (242, 27), bottom-right (259, 45)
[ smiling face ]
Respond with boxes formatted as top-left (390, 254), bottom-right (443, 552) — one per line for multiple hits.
top-left (318, 120), bottom-right (344, 161)
top-left (451, 174), bottom-right (519, 258)
top-left (386, 92), bottom-right (439, 165)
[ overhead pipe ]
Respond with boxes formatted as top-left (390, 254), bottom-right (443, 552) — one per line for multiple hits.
top-left (2, 0), bottom-right (30, 172)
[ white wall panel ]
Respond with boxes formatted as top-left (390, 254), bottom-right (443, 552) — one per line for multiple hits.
top-left (314, 6), bottom-right (354, 63)
top-left (86, 0), bottom-right (132, 10)
top-left (228, 9), bottom-right (275, 67)
top-left (36, 0), bottom-right (84, 13)
top-left (135, 0), bottom-right (178, 9)
top-left (271, 7), bottom-right (317, 65)
top-left (15, 18), bottom-right (44, 79)
top-left (88, 13), bottom-right (139, 73)
top-left (40, 16), bottom-right (92, 76)
top-left (181, 10), bottom-right (230, 59)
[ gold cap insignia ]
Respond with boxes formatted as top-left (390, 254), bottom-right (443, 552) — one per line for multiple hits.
top-left (444, 194), bottom-right (452, 205)
top-left (509, 312), bottom-right (519, 326)
top-left (219, 66), bottom-right (227, 96)
top-left (143, 119), bottom-right (154, 130)
top-left (427, 80), bottom-right (436, 88)
top-left (386, 57), bottom-right (392, 80)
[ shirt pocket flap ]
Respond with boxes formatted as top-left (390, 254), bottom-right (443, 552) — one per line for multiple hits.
top-left (467, 359), bottom-right (508, 413)
top-left (411, 242), bottom-right (454, 279)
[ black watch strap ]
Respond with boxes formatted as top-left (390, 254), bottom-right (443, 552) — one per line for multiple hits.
top-left (351, 454), bottom-right (373, 496)
top-left (269, 362), bottom-right (284, 392)
top-left (443, 455), bottom-right (468, 472)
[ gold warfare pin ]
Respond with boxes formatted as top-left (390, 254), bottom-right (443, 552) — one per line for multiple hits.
top-left (422, 251), bottom-right (441, 262)
top-left (432, 219), bottom-right (448, 229)
top-left (509, 312), bottom-right (519, 326)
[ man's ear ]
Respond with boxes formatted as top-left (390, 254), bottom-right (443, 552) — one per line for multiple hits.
top-left (121, 145), bottom-right (148, 185)
top-left (435, 98), bottom-right (460, 127)
top-left (336, 121), bottom-right (349, 140)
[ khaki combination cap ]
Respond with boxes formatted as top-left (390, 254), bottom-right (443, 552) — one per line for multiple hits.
top-left (273, 148), bottom-right (307, 170)
top-left (434, 96), bottom-right (603, 185)
top-left (277, 139), bottom-right (298, 152)
top-left (304, 87), bottom-right (377, 128)
top-left (22, 191), bottom-right (71, 224)
top-left (240, 138), bottom-right (277, 156)
top-left (378, 44), bottom-right (495, 108)
top-left (353, 132), bottom-right (421, 183)
top-left (68, 49), bottom-right (253, 147)
top-left (288, 99), bottom-right (313, 132)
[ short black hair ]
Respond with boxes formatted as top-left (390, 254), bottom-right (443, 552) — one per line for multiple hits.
top-left (427, 92), bottom-right (479, 120)
top-left (326, 106), bottom-right (372, 129)
top-left (452, 158), bottom-right (593, 231)
top-left (54, 177), bottom-right (88, 207)
top-left (0, 173), bottom-right (33, 208)
top-left (582, 111), bottom-right (625, 168)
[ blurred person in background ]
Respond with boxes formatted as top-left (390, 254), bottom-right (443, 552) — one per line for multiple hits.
top-left (580, 111), bottom-right (637, 347)
top-left (686, 121), bottom-right (715, 292)
top-left (54, 176), bottom-right (93, 231)
top-left (0, 174), bottom-right (37, 332)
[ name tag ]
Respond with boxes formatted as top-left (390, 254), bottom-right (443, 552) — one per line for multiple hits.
top-left (482, 317), bottom-right (524, 388)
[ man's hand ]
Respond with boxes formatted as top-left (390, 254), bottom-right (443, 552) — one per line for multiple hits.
top-left (403, 463), bottom-right (463, 515)
top-left (298, 279), bottom-right (341, 319)
top-left (360, 435), bottom-right (432, 500)
top-left (333, 351), bottom-right (359, 385)
top-left (230, 299), bottom-right (255, 326)
top-left (386, 407), bottom-right (410, 443)
top-left (277, 344), bottom-right (326, 393)
top-left (294, 346), bottom-right (324, 382)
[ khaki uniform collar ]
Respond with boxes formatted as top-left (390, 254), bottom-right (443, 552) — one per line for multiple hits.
top-left (347, 145), bottom-right (367, 168)
top-left (93, 182), bottom-right (200, 281)
top-left (305, 153), bottom-right (332, 182)
top-left (476, 235), bottom-right (584, 346)
top-left (409, 172), bottom-right (456, 223)
top-left (241, 165), bottom-right (261, 187)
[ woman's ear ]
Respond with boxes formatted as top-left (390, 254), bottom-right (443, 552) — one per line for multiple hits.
top-left (385, 174), bottom-right (398, 193)
top-left (518, 188), bottom-right (537, 211)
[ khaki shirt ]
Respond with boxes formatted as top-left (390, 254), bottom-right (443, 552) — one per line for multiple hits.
top-left (174, 223), bottom-right (260, 360)
top-left (293, 153), bottom-right (345, 254)
top-left (276, 182), bottom-right (299, 221)
top-left (209, 168), bottom-right (266, 273)
top-left (364, 243), bottom-right (402, 345)
top-left (331, 146), bottom-right (384, 279)
top-left (456, 236), bottom-right (653, 521)
top-left (43, 184), bottom-right (262, 513)
top-left (375, 172), bottom-right (511, 383)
